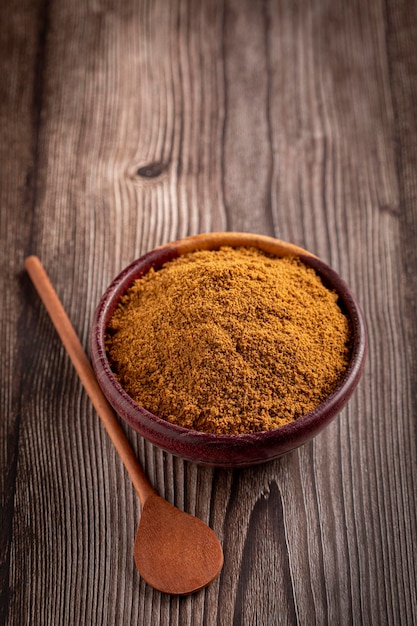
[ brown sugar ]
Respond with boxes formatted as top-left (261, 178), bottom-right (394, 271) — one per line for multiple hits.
top-left (105, 247), bottom-right (352, 434)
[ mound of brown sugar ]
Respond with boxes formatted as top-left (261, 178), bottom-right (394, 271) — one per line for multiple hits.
top-left (105, 247), bottom-right (352, 434)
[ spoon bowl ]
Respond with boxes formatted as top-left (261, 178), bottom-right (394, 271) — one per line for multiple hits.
top-left (135, 493), bottom-right (223, 595)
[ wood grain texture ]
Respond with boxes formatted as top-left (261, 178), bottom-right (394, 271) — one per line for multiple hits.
top-left (1, 0), bottom-right (416, 624)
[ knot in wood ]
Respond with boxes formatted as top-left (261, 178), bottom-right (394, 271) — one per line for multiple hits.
top-left (136, 162), bottom-right (168, 179)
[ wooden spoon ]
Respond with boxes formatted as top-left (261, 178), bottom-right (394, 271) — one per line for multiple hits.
top-left (24, 256), bottom-right (224, 595)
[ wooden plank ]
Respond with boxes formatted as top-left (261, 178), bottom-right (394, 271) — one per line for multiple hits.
top-left (384, 1), bottom-right (417, 621)
top-left (0, 0), bottom-right (46, 623)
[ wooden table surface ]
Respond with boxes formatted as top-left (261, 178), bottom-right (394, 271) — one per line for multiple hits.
top-left (1, 1), bottom-right (417, 624)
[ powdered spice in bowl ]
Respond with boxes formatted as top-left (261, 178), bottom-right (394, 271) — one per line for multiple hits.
top-left (90, 232), bottom-right (367, 467)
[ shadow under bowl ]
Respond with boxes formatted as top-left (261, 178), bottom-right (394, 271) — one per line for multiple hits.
top-left (90, 232), bottom-right (367, 468)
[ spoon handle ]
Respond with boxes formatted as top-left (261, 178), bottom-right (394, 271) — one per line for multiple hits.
top-left (24, 256), bottom-right (155, 506)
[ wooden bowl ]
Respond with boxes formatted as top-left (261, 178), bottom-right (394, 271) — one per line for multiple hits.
top-left (90, 233), bottom-right (367, 467)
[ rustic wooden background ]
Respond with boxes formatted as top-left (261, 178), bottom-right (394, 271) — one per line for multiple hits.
top-left (1, 0), bottom-right (417, 624)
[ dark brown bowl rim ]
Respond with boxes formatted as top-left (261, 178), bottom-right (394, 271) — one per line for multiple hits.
top-left (90, 233), bottom-right (367, 466)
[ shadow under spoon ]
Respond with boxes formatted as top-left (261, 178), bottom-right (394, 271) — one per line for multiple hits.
top-left (24, 255), bottom-right (224, 595)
